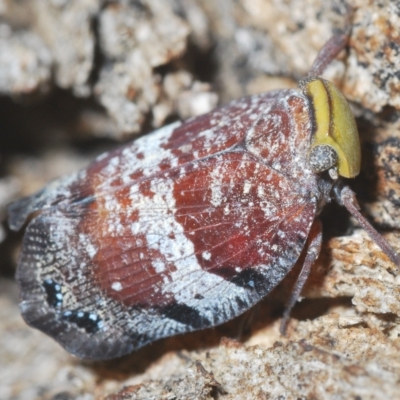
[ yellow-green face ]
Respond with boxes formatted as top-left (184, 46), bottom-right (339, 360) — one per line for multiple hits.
top-left (304, 78), bottom-right (361, 178)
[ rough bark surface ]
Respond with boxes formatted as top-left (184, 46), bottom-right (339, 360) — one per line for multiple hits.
top-left (1, 0), bottom-right (400, 399)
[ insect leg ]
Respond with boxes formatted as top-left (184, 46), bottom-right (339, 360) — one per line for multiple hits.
top-left (280, 219), bottom-right (323, 335)
top-left (340, 185), bottom-right (400, 269)
top-left (307, 30), bottom-right (349, 78)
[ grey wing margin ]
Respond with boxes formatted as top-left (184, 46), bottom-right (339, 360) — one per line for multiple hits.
top-left (8, 171), bottom-right (85, 231)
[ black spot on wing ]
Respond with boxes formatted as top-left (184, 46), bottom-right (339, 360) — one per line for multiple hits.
top-left (62, 310), bottom-right (103, 335)
top-left (229, 268), bottom-right (273, 295)
top-left (162, 303), bottom-right (211, 329)
top-left (212, 266), bottom-right (273, 295)
top-left (43, 279), bottom-right (63, 308)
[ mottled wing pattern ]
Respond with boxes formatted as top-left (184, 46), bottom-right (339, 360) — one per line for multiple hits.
top-left (9, 90), bottom-right (319, 359)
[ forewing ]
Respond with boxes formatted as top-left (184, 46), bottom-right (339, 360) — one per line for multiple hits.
top-left (14, 154), bottom-right (316, 359)
top-left (9, 90), bottom-right (316, 359)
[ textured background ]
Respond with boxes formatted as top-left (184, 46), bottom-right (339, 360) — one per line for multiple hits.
top-left (1, 0), bottom-right (400, 399)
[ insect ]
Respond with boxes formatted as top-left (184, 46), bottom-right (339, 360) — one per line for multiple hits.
top-left (9, 31), bottom-right (400, 360)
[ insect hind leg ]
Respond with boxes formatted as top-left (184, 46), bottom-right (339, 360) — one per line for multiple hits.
top-left (280, 219), bottom-right (323, 335)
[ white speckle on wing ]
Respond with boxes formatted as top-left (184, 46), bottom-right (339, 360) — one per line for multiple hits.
top-left (79, 233), bottom-right (97, 259)
top-left (111, 281), bottom-right (123, 291)
top-left (243, 180), bottom-right (251, 194)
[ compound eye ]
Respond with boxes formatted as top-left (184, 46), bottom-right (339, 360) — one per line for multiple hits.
top-left (308, 144), bottom-right (338, 173)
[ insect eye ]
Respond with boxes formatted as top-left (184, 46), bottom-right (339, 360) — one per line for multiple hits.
top-left (308, 144), bottom-right (338, 173)
top-left (304, 78), bottom-right (361, 178)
